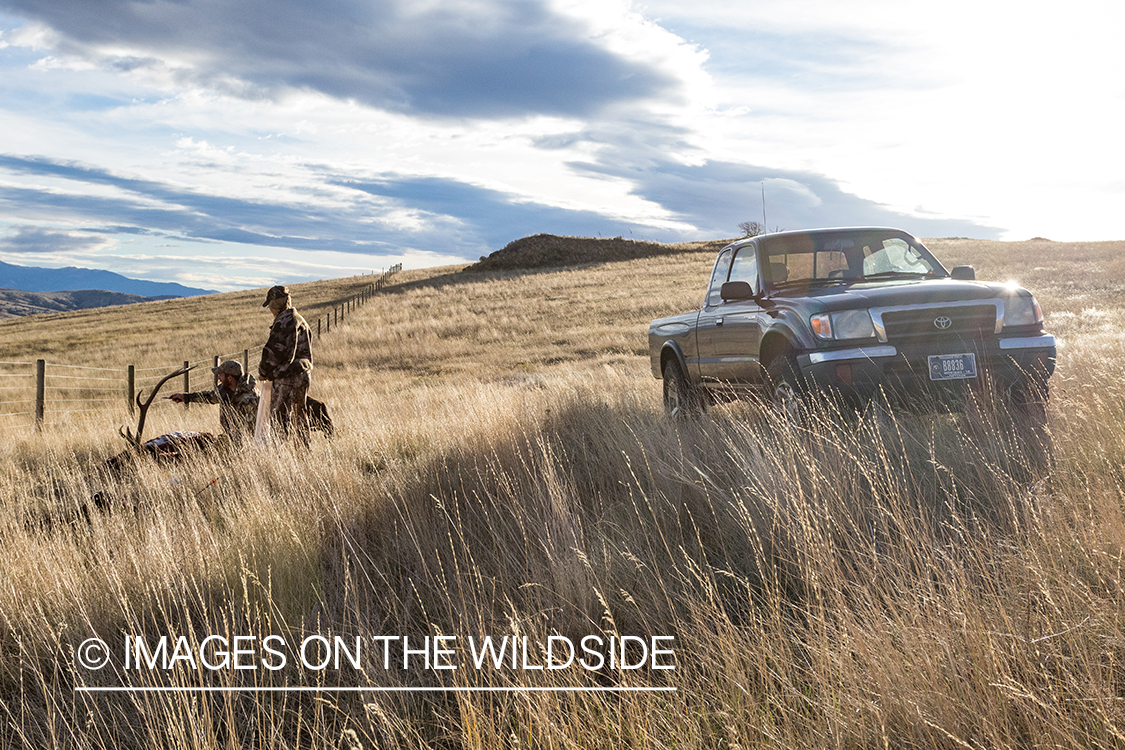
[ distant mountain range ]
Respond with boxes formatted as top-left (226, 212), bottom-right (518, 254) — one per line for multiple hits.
top-left (0, 259), bottom-right (215, 317)
top-left (0, 259), bottom-right (214, 298)
top-left (0, 288), bottom-right (175, 318)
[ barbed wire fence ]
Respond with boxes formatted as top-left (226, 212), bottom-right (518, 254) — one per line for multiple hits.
top-left (0, 264), bottom-right (401, 435)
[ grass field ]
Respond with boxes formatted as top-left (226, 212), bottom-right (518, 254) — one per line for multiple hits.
top-left (1, 236), bottom-right (1124, 748)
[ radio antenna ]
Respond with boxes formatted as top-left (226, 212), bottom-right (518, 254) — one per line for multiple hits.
top-left (761, 182), bottom-right (768, 233)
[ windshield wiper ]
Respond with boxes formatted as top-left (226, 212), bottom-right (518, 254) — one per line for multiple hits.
top-left (770, 278), bottom-right (848, 290)
top-left (860, 270), bottom-right (938, 280)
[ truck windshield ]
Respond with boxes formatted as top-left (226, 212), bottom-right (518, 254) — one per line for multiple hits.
top-left (762, 231), bottom-right (945, 288)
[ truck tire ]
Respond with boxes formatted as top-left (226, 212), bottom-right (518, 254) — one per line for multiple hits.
top-left (767, 355), bottom-right (807, 427)
top-left (663, 359), bottom-right (703, 419)
top-left (1010, 376), bottom-right (1049, 425)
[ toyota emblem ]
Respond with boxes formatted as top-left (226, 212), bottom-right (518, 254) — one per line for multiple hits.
top-left (934, 315), bottom-right (953, 330)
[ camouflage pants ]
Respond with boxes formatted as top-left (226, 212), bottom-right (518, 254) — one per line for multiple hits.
top-left (270, 373), bottom-right (310, 447)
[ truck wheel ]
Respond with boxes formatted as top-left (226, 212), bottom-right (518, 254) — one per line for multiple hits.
top-left (663, 359), bottom-right (702, 419)
top-left (1011, 377), bottom-right (1049, 424)
top-left (1009, 376), bottom-right (1051, 465)
top-left (767, 355), bottom-right (807, 427)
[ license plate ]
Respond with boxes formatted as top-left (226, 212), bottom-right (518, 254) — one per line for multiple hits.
top-left (928, 353), bottom-right (977, 381)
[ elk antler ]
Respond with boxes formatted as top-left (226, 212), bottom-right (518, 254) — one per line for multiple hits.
top-left (119, 365), bottom-right (194, 448)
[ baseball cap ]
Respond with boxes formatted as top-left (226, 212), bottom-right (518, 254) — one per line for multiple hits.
top-left (262, 285), bottom-right (289, 307)
top-left (212, 360), bottom-right (244, 379)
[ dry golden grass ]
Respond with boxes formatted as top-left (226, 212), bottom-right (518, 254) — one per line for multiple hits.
top-left (0, 274), bottom-right (380, 371)
top-left (0, 236), bottom-right (1123, 749)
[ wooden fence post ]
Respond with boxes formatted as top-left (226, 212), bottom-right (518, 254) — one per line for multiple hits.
top-left (127, 365), bottom-right (135, 415)
top-left (35, 359), bottom-right (45, 431)
top-left (213, 355), bottom-right (220, 388)
top-left (183, 361), bottom-right (190, 409)
top-left (317, 318), bottom-right (321, 338)
top-left (243, 349), bottom-right (249, 376)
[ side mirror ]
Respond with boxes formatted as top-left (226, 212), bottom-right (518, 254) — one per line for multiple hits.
top-left (951, 265), bottom-right (976, 281)
top-left (720, 281), bottom-right (755, 301)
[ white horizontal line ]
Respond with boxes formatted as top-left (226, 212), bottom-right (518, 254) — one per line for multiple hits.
top-left (998, 335), bottom-right (1056, 350)
top-left (76, 686), bottom-right (677, 694)
top-left (808, 345), bottom-right (897, 364)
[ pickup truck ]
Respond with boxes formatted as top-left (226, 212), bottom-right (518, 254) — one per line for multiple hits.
top-left (649, 227), bottom-right (1056, 421)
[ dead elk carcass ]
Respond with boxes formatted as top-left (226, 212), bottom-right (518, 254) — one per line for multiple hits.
top-left (102, 366), bottom-right (227, 479)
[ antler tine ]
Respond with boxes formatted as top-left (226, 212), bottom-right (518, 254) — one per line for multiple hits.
top-left (124, 365), bottom-right (195, 448)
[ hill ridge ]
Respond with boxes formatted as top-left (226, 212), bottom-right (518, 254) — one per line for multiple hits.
top-left (0, 259), bottom-right (214, 297)
top-left (0, 287), bottom-right (173, 318)
top-left (464, 233), bottom-right (732, 272)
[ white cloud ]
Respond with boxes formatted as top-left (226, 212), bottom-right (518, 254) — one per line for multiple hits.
top-left (0, 0), bottom-right (1120, 298)
top-left (4, 20), bottom-right (58, 50)
top-left (633, 0), bottom-right (1125, 240)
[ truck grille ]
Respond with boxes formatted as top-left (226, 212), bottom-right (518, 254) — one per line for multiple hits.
top-left (880, 305), bottom-right (996, 341)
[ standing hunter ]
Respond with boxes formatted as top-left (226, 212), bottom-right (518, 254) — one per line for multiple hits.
top-left (259, 285), bottom-right (313, 447)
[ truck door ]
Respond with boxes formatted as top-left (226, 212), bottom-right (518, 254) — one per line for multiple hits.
top-left (711, 245), bottom-right (764, 383)
top-left (696, 248), bottom-right (733, 381)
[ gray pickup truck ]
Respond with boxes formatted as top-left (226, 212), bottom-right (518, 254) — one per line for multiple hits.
top-left (649, 227), bottom-right (1056, 420)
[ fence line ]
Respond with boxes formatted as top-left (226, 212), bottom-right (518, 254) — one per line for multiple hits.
top-left (45, 388), bottom-right (122, 394)
top-left (50, 397), bottom-right (122, 404)
top-left (48, 363), bottom-right (121, 372)
top-left (44, 374), bottom-right (121, 382)
top-left (0, 264), bottom-right (402, 433)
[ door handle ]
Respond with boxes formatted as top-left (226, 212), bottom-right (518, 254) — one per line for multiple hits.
top-left (716, 317), bottom-right (724, 326)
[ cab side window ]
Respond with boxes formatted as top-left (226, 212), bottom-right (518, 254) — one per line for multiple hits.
top-left (728, 247), bottom-right (759, 296)
top-left (706, 249), bottom-right (733, 307)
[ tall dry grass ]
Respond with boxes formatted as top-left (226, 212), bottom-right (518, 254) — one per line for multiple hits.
top-left (0, 237), bottom-right (1122, 748)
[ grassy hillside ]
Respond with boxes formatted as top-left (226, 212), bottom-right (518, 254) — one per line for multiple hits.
top-left (0, 274), bottom-right (379, 370)
top-left (1, 237), bottom-right (1123, 748)
top-left (465, 233), bottom-right (732, 272)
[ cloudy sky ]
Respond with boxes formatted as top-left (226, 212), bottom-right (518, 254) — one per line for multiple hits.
top-left (0, 0), bottom-right (1121, 291)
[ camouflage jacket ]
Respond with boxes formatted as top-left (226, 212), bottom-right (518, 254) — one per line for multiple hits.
top-left (259, 308), bottom-right (313, 382)
top-left (183, 374), bottom-right (260, 442)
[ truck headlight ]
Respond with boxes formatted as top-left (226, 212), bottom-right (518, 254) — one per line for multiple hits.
top-left (1005, 295), bottom-right (1043, 328)
top-left (811, 310), bottom-right (876, 340)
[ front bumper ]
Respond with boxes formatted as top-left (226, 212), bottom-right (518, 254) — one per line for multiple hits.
top-left (797, 333), bottom-right (1056, 407)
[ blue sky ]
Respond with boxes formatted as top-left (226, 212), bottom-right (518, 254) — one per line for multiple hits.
top-left (0, 0), bottom-right (1121, 290)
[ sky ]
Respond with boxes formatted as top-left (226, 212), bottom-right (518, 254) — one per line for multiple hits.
top-left (0, 0), bottom-right (1122, 291)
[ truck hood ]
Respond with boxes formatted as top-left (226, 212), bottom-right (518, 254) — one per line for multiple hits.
top-left (773, 278), bottom-right (1017, 312)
